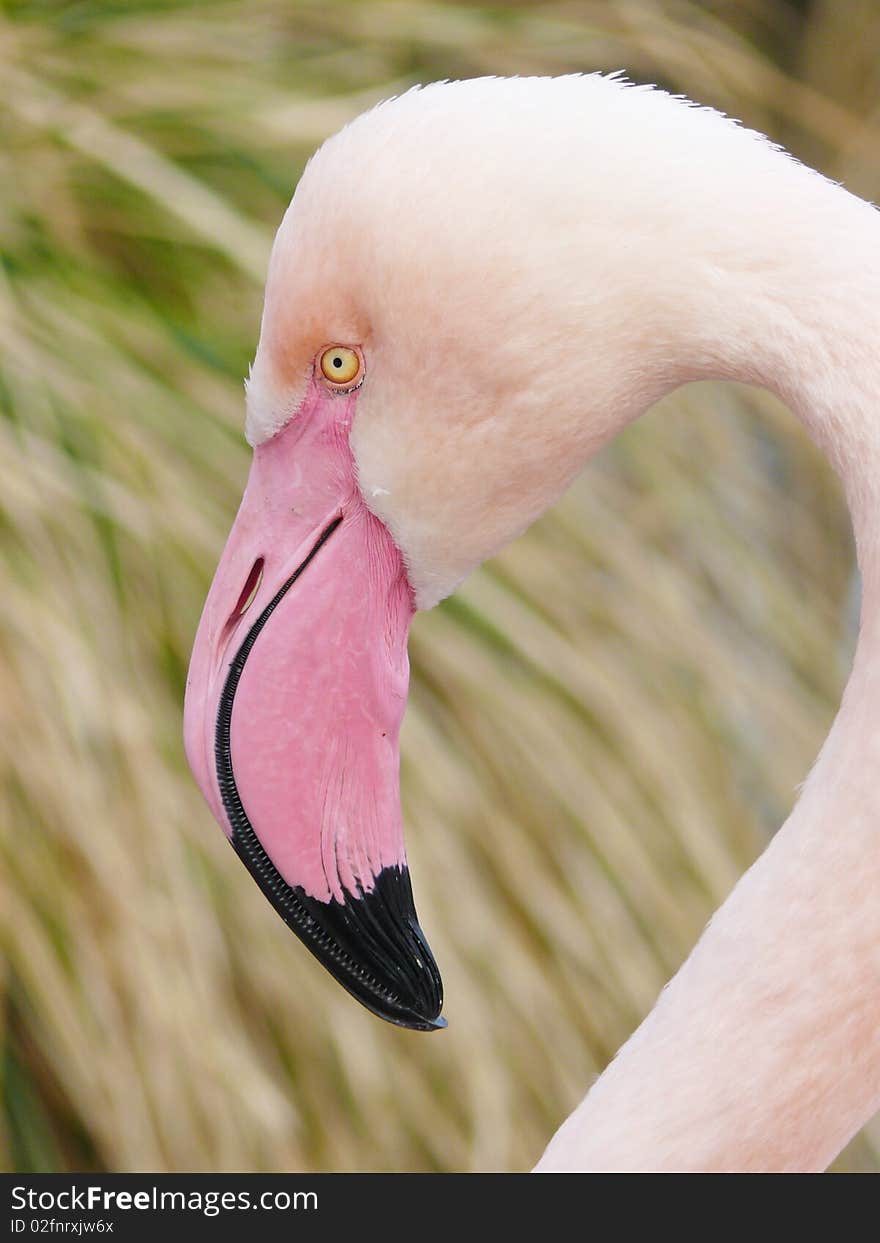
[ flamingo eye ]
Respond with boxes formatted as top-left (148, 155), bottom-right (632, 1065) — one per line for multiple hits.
top-left (319, 345), bottom-right (362, 388)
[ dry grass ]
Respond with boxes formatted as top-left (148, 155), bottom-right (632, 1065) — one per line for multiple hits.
top-left (1, 0), bottom-right (878, 1172)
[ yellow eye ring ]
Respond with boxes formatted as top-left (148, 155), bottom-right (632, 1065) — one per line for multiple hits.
top-left (319, 345), bottom-right (362, 388)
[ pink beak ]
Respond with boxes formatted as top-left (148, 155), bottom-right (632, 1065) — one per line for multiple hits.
top-left (184, 381), bottom-right (444, 1030)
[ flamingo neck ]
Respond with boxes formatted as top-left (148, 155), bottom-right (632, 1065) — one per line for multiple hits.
top-left (536, 172), bottom-right (880, 1172)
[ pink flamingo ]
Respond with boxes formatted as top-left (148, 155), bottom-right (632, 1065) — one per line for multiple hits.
top-left (185, 75), bottom-right (880, 1171)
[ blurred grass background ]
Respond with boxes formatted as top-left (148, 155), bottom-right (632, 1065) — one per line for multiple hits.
top-left (1, 0), bottom-right (878, 1172)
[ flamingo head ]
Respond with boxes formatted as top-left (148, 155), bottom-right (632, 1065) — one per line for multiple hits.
top-left (184, 74), bottom-right (814, 1028)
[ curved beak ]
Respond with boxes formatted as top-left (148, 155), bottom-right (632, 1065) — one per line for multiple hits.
top-left (184, 387), bottom-right (444, 1031)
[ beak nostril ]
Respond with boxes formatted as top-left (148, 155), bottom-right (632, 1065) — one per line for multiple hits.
top-left (219, 558), bottom-right (264, 655)
top-left (236, 558), bottom-right (264, 618)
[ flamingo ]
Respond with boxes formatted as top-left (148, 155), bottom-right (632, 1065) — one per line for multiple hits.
top-left (184, 74), bottom-right (880, 1172)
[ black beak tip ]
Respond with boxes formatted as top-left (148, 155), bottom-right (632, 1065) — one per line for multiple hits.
top-left (317, 872), bottom-right (447, 1032)
top-left (229, 815), bottom-right (446, 1031)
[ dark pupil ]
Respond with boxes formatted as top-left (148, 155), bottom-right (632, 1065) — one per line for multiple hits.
top-left (333, 356), bottom-right (343, 368)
